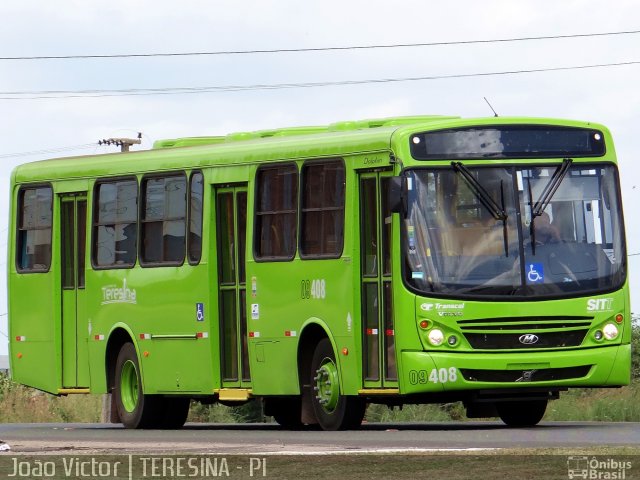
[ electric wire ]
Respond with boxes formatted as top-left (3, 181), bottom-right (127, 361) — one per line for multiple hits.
top-left (0, 143), bottom-right (98, 159)
top-left (0, 60), bottom-right (638, 101)
top-left (1, 29), bottom-right (638, 61)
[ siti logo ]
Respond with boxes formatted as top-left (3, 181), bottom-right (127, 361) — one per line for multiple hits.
top-left (586, 298), bottom-right (614, 312)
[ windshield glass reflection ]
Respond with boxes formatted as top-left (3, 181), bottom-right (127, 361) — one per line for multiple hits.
top-left (403, 164), bottom-right (625, 298)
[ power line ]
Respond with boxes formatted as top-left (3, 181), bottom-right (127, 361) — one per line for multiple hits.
top-left (0, 143), bottom-right (97, 159)
top-left (1, 30), bottom-right (638, 61)
top-left (0, 60), bottom-right (638, 101)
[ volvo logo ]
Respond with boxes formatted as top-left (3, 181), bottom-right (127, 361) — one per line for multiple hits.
top-left (519, 334), bottom-right (540, 345)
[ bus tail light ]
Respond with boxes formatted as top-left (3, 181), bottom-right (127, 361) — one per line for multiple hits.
top-left (615, 314), bottom-right (624, 324)
top-left (419, 320), bottom-right (430, 329)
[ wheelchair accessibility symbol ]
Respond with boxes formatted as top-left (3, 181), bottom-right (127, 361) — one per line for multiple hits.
top-left (526, 263), bottom-right (544, 284)
top-left (196, 303), bottom-right (205, 322)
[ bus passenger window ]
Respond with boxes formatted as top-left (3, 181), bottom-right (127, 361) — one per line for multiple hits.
top-left (141, 174), bottom-right (187, 265)
top-left (188, 171), bottom-right (204, 264)
top-left (254, 164), bottom-right (298, 260)
top-left (17, 186), bottom-right (53, 272)
top-left (93, 179), bottom-right (138, 268)
top-left (300, 159), bottom-right (345, 258)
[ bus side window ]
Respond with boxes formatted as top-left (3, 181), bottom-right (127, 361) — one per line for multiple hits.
top-left (16, 185), bottom-right (53, 272)
top-left (141, 173), bottom-right (187, 266)
top-left (93, 179), bottom-right (138, 268)
top-left (188, 171), bottom-right (204, 264)
top-left (300, 159), bottom-right (345, 259)
top-left (254, 163), bottom-right (298, 260)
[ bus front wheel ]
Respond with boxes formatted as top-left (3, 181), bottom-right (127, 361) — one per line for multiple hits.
top-left (114, 342), bottom-right (158, 429)
top-left (497, 399), bottom-right (547, 427)
top-left (310, 338), bottom-right (365, 431)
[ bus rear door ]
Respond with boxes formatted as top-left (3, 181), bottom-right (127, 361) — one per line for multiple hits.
top-left (215, 186), bottom-right (251, 390)
top-left (60, 193), bottom-right (89, 388)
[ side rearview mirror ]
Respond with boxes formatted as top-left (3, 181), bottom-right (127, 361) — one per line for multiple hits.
top-left (388, 176), bottom-right (407, 216)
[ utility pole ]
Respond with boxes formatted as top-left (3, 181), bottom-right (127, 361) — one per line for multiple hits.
top-left (98, 132), bottom-right (142, 152)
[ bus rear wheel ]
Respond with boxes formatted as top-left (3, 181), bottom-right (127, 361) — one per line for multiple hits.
top-left (265, 397), bottom-right (303, 429)
top-left (310, 339), bottom-right (366, 431)
top-left (497, 399), bottom-right (547, 427)
top-left (114, 342), bottom-right (158, 429)
top-left (114, 343), bottom-right (190, 429)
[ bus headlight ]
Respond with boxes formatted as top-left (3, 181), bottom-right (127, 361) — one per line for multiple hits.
top-left (603, 323), bottom-right (619, 340)
top-left (428, 329), bottom-right (444, 346)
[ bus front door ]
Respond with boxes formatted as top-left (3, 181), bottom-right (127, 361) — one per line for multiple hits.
top-left (215, 186), bottom-right (251, 389)
top-left (359, 172), bottom-right (398, 389)
top-left (60, 194), bottom-right (89, 388)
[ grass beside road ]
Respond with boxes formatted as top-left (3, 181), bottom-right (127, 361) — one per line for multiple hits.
top-left (0, 374), bottom-right (101, 423)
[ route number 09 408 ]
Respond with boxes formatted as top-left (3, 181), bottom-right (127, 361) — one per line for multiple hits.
top-left (301, 279), bottom-right (326, 300)
top-left (409, 368), bottom-right (458, 385)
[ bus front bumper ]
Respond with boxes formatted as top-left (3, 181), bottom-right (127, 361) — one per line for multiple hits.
top-left (399, 344), bottom-right (630, 395)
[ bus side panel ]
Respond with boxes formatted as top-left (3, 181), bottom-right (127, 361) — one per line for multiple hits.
top-left (8, 271), bottom-right (60, 393)
top-left (247, 258), bottom-right (358, 395)
top-left (86, 267), bottom-right (215, 394)
top-left (246, 261), bottom-right (303, 396)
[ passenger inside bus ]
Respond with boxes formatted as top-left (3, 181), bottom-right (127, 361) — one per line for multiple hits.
top-left (533, 211), bottom-right (561, 245)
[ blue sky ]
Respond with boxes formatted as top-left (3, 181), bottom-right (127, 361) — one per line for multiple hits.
top-left (0, 0), bottom-right (639, 354)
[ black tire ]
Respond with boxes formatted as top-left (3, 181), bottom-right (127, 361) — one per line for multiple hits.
top-left (113, 343), bottom-right (159, 429)
top-left (497, 400), bottom-right (547, 427)
top-left (310, 338), bottom-right (366, 431)
top-left (265, 397), bottom-right (304, 429)
top-left (156, 397), bottom-right (190, 429)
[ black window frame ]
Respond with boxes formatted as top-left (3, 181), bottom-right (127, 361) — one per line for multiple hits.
top-left (139, 171), bottom-right (187, 267)
top-left (188, 170), bottom-right (204, 265)
top-left (299, 158), bottom-right (346, 259)
top-left (15, 183), bottom-right (53, 273)
top-left (91, 176), bottom-right (139, 270)
top-left (253, 162), bottom-right (299, 262)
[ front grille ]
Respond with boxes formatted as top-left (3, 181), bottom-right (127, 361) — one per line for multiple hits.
top-left (458, 316), bottom-right (593, 350)
top-left (460, 365), bottom-right (592, 383)
top-left (463, 330), bottom-right (588, 349)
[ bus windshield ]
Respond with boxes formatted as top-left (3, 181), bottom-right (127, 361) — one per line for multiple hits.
top-left (403, 163), bottom-right (625, 298)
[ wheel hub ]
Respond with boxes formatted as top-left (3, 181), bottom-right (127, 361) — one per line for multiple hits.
top-left (314, 358), bottom-right (339, 413)
top-left (120, 359), bottom-right (139, 413)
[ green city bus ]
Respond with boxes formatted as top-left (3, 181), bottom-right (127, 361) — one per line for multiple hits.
top-left (7, 115), bottom-right (629, 430)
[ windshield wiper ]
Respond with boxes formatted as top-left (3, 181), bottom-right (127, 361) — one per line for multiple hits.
top-left (451, 161), bottom-right (509, 257)
top-left (528, 158), bottom-right (573, 254)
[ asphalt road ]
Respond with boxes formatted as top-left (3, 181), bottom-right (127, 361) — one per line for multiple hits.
top-left (1, 422), bottom-right (639, 454)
